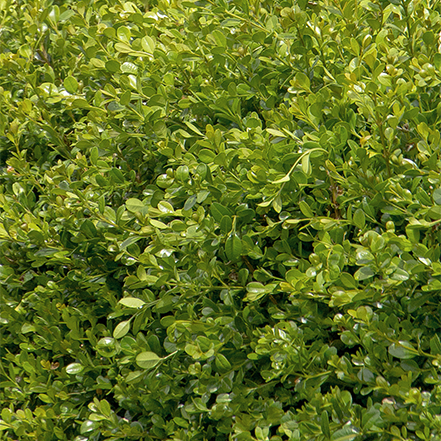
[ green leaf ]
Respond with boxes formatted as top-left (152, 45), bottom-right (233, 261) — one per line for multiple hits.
top-left (66, 363), bottom-right (84, 375)
top-left (391, 268), bottom-right (409, 281)
top-left (126, 198), bottom-right (146, 213)
top-left (245, 282), bottom-right (273, 302)
top-left (150, 219), bottom-right (168, 229)
top-left (299, 200), bottom-right (314, 217)
top-left (362, 407), bottom-right (381, 431)
top-left (119, 298), bottom-right (146, 309)
top-left (354, 266), bottom-right (375, 281)
top-left (198, 149), bottom-right (216, 163)
top-left (267, 128), bottom-right (287, 139)
top-left (433, 188), bottom-right (441, 205)
top-left (388, 342), bottom-right (418, 359)
top-left (220, 215), bottom-right (232, 234)
top-left (184, 195), bottom-right (197, 211)
top-left (370, 235), bottom-right (385, 252)
top-left (215, 353), bottom-right (232, 371)
top-left (141, 35), bottom-right (156, 53)
top-left (121, 62), bottom-right (137, 74)
top-left (81, 420), bottom-right (99, 434)
top-left (225, 234), bottom-right (242, 261)
top-left (296, 72), bottom-right (310, 90)
top-left (340, 272), bottom-right (357, 288)
top-left (321, 411), bottom-right (330, 440)
top-left (120, 235), bottom-right (143, 250)
top-left (272, 174), bottom-right (290, 184)
top-left (105, 60), bottom-right (120, 72)
top-left (211, 203), bottom-right (232, 222)
top-left (120, 90), bottom-right (132, 105)
top-left (302, 154), bottom-right (311, 175)
top-left (99, 399), bottom-right (111, 417)
top-left (427, 206), bottom-right (441, 220)
top-left (331, 426), bottom-right (359, 441)
top-left (185, 121), bottom-right (204, 136)
top-left (136, 351), bottom-right (162, 369)
top-left (64, 76), bottom-right (78, 93)
top-left (114, 42), bottom-right (132, 53)
top-left (272, 194), bottom-right (282, 213)
top-left (353, 209), bottom-right (366, 229)
top-left (113, 320), bottom-right (131, 339)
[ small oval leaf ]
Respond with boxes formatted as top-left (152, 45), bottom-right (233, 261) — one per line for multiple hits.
top-left (66, 363), bottom-right (84, 375)
top-left (113, 320), bottom-right (131, 339)
top-left (64, 76), bottom-right (78, 93)
top-left (225, 234), bottom-right (242, 261)
top-left (353, 209), bottom-right (366, 229)
top-left (118, 297), bottom-right (146, 308)
top-left (388, 342), bottom-right (417, 359)
top-left (136, 351), bottom-right (162, 369)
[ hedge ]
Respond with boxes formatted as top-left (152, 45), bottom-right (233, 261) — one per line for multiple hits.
top-left (1, 0), bottom-right (441, 440)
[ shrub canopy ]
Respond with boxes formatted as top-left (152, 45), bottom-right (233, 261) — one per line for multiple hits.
top-left (1, 0), bottom-right (441, 440)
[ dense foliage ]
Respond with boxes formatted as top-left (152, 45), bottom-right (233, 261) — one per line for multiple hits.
top-left (1, 0), bottom-right (441, 439)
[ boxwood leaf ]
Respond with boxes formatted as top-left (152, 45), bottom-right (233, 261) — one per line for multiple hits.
top-left (354, 266), bottom-right (375, 281)
top-left (215, 353), bottom-right (232, 371)
top-left (119, 298), bottom-right (146, 308)
top-left (388, 342), bottom-right (418, 359)
top-left (353, 209), bottom-right (366, 229)
top-left (136, 351), bottom-right (162, 369)
top-left (113, 320), bottom-right (131, 339)
top-left (66, 363), bottom-right (84, 375)
top-left (225, 234), bottom-right (242, 261)
top-left (64, 76), bottom-right (78, 93)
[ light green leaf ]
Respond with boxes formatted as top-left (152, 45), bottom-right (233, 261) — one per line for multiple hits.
top-left (113, 320), bottom-right (131, 339)
top-left (245, 282), bottom-right (274, 302)
top-left (258, 199), bottom-right (273, 207)
top-left (141, 35), bottom-right (156, 53)
top-left (121, 62), bottom-right (137, 74)
top-left (119, 297), bottom-right (146, 308)
top-left (388, 342), bottom-right (418, 359)
top-left (198, 149), bottom-right (216, 163)
top-left (114, 42), bottom-right (132, 53)
top-left (184, 195), bottom-right (197, 211)
top-left (302, 154), bottom-right (311, 175)
top-left (64, 76), bottom-right (78, 93)
top-left (66, 363), bottom-right (84, 375)
top-left (331, 426), bottom-right (359, 441)
top-left (427, 206), bottom-right (441, 220)
top-left (272, 195), bottom-right (282, 213)
top-left (136, 351), bottom-right (162, 369)
top-left (266, 128), bottom-right (287, 138)
top-left (299, 200), bottom-right (314, 217)
top-left (353, 209), bottom-right (366, 229)
top-left (120, 235), bottom-right (142, 250)
top-left (296, 72), bottom-right (310, 90)
top-left (215, 353), bottom-right (232, 371)
top-left (185, 121), bottom-right (204, 136)
top-left (433, 188), bottom-right (441, 205)
top-left (150, 219), bottom-right (168, 229)
top-left (354, 266), bottom-right (375, 281)
top-left (272, 174), bottom-right (290, 184)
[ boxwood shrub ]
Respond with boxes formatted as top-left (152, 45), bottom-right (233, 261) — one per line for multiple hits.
top-left (1, 0), bottom-right (441, 440)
